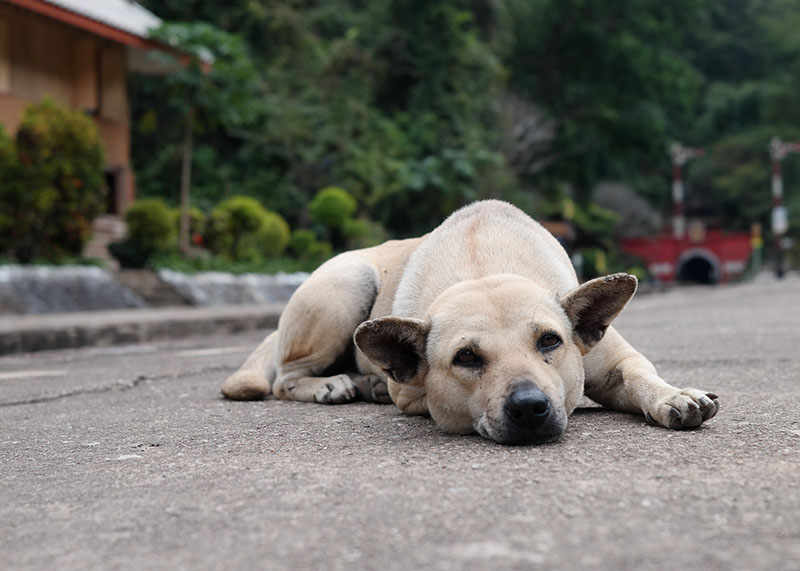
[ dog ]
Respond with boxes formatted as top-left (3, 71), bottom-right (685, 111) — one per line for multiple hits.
top-left (221, 200), bottom-right (719, 444)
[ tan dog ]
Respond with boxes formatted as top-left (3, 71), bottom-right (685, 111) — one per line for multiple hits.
top-left (222, 200), bottom-right (718, 444)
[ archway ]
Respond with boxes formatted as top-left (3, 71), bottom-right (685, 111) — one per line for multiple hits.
top-left (676, 249), bottom-right (720, 284)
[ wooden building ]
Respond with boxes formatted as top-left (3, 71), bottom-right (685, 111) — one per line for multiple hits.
top-left (0, 0), bottom-right (171, 215)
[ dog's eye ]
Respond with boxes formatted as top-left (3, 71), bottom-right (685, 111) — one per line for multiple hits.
top-left (538, 333), bottom-right (562, 352)
top-left (453, 348), bottom-right (483, 368)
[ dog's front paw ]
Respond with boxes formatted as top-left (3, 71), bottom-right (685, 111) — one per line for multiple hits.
top-left (644, 389), bottom-right (719, 429)
top-left (351, 374), bottom-right (392, 404)
top-left (314, 375), bottom-right (358, 404)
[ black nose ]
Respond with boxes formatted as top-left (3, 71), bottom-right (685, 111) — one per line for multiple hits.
top-left (504, 384), bottom-right (551, 430)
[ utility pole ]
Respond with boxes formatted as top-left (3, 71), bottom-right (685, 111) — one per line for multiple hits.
top-left (768, 137), bottom-right (800, 278)
top-left (670, 143), bottom-right (704, 240)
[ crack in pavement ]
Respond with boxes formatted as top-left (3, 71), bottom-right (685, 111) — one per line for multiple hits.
top-left (0, 365), bottom-right (236, 407)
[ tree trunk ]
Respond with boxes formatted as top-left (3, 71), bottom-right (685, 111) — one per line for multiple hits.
top-left (179, 106), bottom-right (196, 255)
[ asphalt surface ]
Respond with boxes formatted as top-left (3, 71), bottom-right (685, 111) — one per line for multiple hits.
top-left (1, 278), bottom-right (799, 570)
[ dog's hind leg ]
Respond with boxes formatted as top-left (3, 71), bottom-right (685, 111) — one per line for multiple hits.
top-left (271, 253), bottom-right (388, 404)
top-left (221, 331), bottom-right (278, 400)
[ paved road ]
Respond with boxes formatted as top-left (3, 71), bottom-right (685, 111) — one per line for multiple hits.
top-left (1, 279), bottom-right (799, 570)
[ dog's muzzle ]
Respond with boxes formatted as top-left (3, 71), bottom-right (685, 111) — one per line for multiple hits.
top-left (478, 381), bottom-right (566, 445)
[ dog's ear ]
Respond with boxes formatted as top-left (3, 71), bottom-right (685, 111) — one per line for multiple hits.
top-left (561, 273), bottom-right (637, 354)
top-left (354, 316), bottom-right (430, 384)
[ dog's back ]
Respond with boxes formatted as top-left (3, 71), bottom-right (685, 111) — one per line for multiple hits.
top-left (393, 200), bottom-right (578, 317)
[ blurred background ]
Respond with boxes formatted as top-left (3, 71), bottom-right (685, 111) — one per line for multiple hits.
top-left (1, 0), bottom-right (799, 303)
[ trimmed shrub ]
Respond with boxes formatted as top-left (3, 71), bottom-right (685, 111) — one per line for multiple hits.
top-left (172, 206), bottom-right (207, 247)
top-left (342, 217), bottom-right (388, 249)
top-left (289, 229), bottom-right (332, 262)
top-left (288, 229), bottom-right (317, 257)
top-left (110, 198), bottom-right (175, 267)
top-left (127, 199), bottom-right (175, 252)
top-left (0, 124), bottom-right (14, 166)
top-left (0, 98), bottom-right (106, 262)
top-left (309, 186), bottom-right (357, 229)
top-left (206, 196), bottom-right (289, 262)
top-left (0, 125), bottom-right (17, 256)
top-left (259, 210), bottom-right (291, 257)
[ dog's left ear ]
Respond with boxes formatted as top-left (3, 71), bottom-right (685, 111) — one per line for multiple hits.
top-left (354, 316), bottom-right (430, 385)
top-left (561, 273), bottom-right (638, 354)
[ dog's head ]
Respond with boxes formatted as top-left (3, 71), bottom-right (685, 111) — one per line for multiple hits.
top-left (355, 273), bottom-right (637, 445)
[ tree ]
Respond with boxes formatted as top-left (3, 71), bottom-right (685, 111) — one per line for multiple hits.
top-left (146, 22), bottom-right (260, 254)
top-left (504, 0), bottom-right (703, 207)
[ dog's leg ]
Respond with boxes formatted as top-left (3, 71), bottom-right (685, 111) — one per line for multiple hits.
top-left (221, 331), bottom-right (278, 400)
top-left (582, 327), bottom-right (719, 428)
top-left (271, 255), bottom-right (391, 404)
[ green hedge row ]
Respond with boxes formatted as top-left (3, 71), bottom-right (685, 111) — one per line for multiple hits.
top-left (111, 186), bottom-right (384, 270)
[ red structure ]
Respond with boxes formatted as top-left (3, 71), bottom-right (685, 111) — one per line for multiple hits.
top-left (619, 141), bottom-right (753, 284)
top-left (620, 228), bottom-right (752, 284)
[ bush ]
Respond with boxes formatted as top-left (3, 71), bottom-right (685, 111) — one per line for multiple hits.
top-left (309, 186), bottom-right (357, 229)
top-left (0, 98), bottom-right (106, 262)
top-left (110, 198), bottom-right (175, 267)
top-left (127, 199), bottom-right (175, 252)
top-left (0, 124), bottom-right (14, 167)
top-left (288, 229), bottom-right (332, 262)
top-left (342, 217), bottom-right (388, 249)
top-left (288, 229), bottom-right (317, 256)
top-left (172, 206), bottom-right (206, 247)
top-left (0, 126), bottom-right (17, 256)
top-left (259, 210), bottom-right (291, 257)
top-left (206, 196), bottom-right (290, 262)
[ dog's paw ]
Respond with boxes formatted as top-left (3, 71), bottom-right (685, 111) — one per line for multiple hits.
top-left (351, 374), bottom-right (392, 404)
top-left (314, 374), bottom-right (358, 404)
top-left (644, 389), bottom-right (719, 429)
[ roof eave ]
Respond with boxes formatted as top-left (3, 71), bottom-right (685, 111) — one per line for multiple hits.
top-left (3, 0), bottom-right (172, 53)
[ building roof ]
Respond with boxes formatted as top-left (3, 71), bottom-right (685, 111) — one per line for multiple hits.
top-left (3, 0), bottom-right (163, 47)
top-left (3, 0), bottom-right (180, 73)
top-left (39, 0), bottom-right (160, 38)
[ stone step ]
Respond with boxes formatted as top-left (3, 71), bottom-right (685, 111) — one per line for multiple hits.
top-left (114, 269), bottom-right (191, 307)
top-left (84, 215), bottom-right (127, 269)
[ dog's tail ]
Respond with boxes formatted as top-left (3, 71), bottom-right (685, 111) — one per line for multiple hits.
top-left (221, 330), bottom-right (278, 400)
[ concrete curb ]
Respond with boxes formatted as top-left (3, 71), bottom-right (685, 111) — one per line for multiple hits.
top-left (0, 304), bottom-right (284, 355)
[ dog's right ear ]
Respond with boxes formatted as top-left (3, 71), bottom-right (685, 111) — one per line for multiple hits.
top-left (560, 272), bottom-right (637, 354)
top-left (354, 316), bottom-right (430, 385)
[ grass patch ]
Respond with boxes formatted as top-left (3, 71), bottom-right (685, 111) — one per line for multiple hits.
top-left (147, 252), bottom-right (323, 275)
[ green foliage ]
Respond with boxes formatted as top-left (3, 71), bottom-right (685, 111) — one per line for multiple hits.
top-left (110, 199), bottom-right (176, 268)
top-left (0, 125), bottom-right (17, 254)
top-left (288, 229), bottom-right (333, 262)
top-left (572, 203), bottom-right (621, 251)
top-left (171, 206), bottom-right (207, 244)
top-left (0, 123), bottom-right (14, 166)
top-left (127, 199), bottom-right (176, 252)
top-left (259, 211), bottom-right (291, 257)
top-left (148, 251), bottom-right (322, 274)
top-left (0, 98), bottom-right (106, 263)
top-left (132, 0), bottom-right (800, 269)
top-left (147, 22), bottom-right (259, 128)
top-left (189, 207), bottom-right (207, 241)
top-left (206, 196), bottom-right (290, 262)
top-left (309, 187), bottom-right (358, 229)
top-left (135, 1), bottom-right (512, 238)
top-left (577, 248), bottom-right (609, 281)
top-left (342, 217), bottom-right (388, 250)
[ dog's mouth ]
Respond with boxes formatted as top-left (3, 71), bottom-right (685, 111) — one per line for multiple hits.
top-left (474, 412), bottom-right (566, 446)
